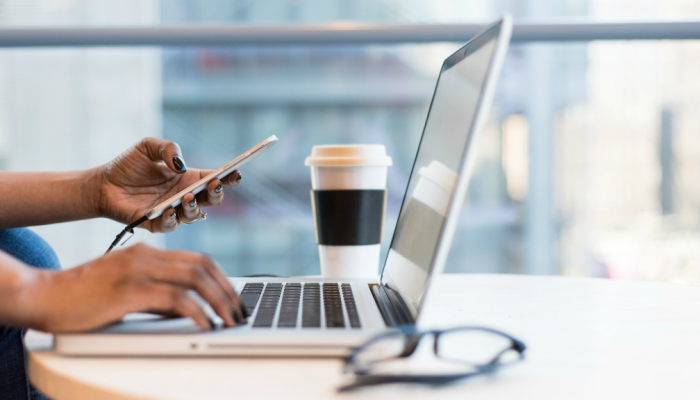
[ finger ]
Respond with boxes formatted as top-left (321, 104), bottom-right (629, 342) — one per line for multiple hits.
top-left (222, 170), bottom-right (241, 188)
top-left (146, 250), bottom-right (243, 321)
top-left (147, 261), bottom-right (236, 327)
top-left (196, 179), bottom-right (224, 207)
top-left (149, 208), bottom-right (179, 233)
top-left (138, 137), bottom-right (187, 174)
top-left (179, 193), bottom-right (202, 222)
top-left (196, 169), bottom-right (240, 189)
top-left (136, 284), bottom-right (211, 331)
top-left (201, 257), bottom-right (244, 319)
top-left (196, 169), bottom-right (241, 207)
top-left (198, 258), bottom-right (244, 321)
top-left (170, 291), bottom-right (213, 331)
top-left (142, 310), bottom-right (182, 319)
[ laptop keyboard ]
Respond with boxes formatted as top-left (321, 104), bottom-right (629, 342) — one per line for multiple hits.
top-left (241, 282), bottom-right (361, 329)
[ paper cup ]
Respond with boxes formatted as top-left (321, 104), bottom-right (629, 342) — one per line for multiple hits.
top-left (305, 145), bottom-right (392, 278)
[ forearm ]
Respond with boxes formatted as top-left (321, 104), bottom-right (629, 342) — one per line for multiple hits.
top-left (0, 168), bottom-right (102, 229)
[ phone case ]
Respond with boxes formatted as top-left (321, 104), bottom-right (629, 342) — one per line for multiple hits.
top-left (146, 135), bottom-right (278, 219)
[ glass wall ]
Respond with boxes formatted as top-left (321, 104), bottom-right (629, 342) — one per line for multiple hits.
top-left (158, 0), bottom-right (585, 277)
top-left (1, 0), bottom-right (700, 284)
top-left (0, 0), bottom-right (163, 267)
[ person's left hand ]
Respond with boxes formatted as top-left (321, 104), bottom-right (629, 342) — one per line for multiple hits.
top-left (90, 138), bottom-right (242, 232)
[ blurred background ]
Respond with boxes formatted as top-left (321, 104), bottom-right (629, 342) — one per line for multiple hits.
top-left (2, 0), bottom-right (700, 284)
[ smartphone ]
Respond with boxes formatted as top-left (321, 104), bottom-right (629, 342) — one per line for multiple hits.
top-left (146, 135), bottom-right (278, 220)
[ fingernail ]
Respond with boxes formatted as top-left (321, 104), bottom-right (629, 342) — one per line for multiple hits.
top-left (169, 212), bottom-right (176, 220)
top-left (172, 156), bottom-right (187, 172)
top-left (214, 182), bottom-right (222, 193)
top-left (188, 199), bottom-right (196, 207)
top-left (235, 308), bottom-right (248, 325)
top-left (236, 173), bottom-right (242, 184)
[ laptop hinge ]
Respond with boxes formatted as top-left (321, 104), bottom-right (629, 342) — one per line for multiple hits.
top-left (370, 284), bottom-right (415, 327)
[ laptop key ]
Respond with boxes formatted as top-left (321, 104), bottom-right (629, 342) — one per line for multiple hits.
top-left (240, 283), bottom-right (265, 311)
top-left (277, 283), bottom-right (301, 328)
top-left (302, 283), bottom-right (321, 328)
top-left (240, 293), bottom-right (260, 311)
top-left (323, 283), bottom-right (345, 329)
top-left (253, 284), bottom-right (282, 328)
top-left (341, 284), bottom-right (361, 328)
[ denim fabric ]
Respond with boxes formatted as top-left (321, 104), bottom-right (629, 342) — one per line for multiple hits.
top-left (0, 228), bottom-right (59, 400)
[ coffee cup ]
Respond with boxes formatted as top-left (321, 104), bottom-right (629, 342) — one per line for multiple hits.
top-left (305, 145), bottom-right (392, 278)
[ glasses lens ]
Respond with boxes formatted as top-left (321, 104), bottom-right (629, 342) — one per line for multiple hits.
top-left (352, 331), bottom-right (407, 370)
top-left (436, 329), bottom-right (516, 366)
top-left (364, 335), bottom-right (479, 376)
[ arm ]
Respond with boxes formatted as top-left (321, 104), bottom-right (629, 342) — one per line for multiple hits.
top-left (0, 137), bottom-right (241, 231)
top-left (0, 243), bottom-right (246, 332)
top-left (0, 138), bottom-right (246, 332)
top-left (0, 169), bottom-right (101, 229)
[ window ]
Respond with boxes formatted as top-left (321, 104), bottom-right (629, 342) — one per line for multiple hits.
top-left (3, 0), bottom-right (700, 284)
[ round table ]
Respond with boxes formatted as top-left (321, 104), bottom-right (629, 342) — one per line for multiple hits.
top-left (26, 274), bottom-right (700, 399)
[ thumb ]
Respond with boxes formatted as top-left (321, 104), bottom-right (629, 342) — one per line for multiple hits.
top-left (139, 137), bottom-right (187, 174)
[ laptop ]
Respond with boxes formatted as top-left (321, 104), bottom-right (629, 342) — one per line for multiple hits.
top-left (55, 16), bottom-right (512, 357)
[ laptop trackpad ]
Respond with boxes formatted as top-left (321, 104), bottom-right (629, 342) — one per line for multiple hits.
top-left (93, 313), bottom-right (203, 334)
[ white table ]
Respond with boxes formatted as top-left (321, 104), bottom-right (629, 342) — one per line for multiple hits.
top-left (26, 274), bottom-right (700, 399)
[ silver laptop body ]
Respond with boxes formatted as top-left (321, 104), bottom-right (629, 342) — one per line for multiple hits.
top-left (55, 16), bottom-right (512, 357)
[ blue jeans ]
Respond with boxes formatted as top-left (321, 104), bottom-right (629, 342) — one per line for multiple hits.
top-left (0, 228), bottom-right (59, 400)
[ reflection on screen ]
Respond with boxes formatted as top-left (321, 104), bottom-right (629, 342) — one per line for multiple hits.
top-left (382, 37), bottom-right (498, 314)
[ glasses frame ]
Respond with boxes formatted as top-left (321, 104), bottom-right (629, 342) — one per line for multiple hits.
top-left (340, 325), bottom-right (526, 391)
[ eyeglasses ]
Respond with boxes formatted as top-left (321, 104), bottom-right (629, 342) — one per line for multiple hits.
top-left (340, 325), bottom-right (526, 391)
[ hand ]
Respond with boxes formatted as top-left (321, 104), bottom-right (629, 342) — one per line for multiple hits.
top-left (91, 137), bottom-right (242, 232)
top-left (19, 243), bottom-right (245, 333)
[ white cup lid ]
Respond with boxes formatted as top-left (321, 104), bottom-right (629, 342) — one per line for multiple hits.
top-left (305, 145), bottom-right (393, 167)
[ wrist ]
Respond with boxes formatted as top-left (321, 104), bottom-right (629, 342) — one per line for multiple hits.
top-left (17, 270), bottom-right (52, 331)
top-left (0, 262), bottom-right (48, 330)
top-left (81, 166), bottom-right (106, 219)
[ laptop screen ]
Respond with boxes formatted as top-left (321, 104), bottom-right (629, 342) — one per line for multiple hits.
top-left (380, 21), bottom-right (507, 317)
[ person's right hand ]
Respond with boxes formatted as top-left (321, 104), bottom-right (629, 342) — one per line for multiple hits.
top-left (20, 243), bottom-right (244, 333)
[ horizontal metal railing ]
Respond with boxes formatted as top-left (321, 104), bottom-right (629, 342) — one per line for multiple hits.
top-left (0, 20), bottom-right (698, 47)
